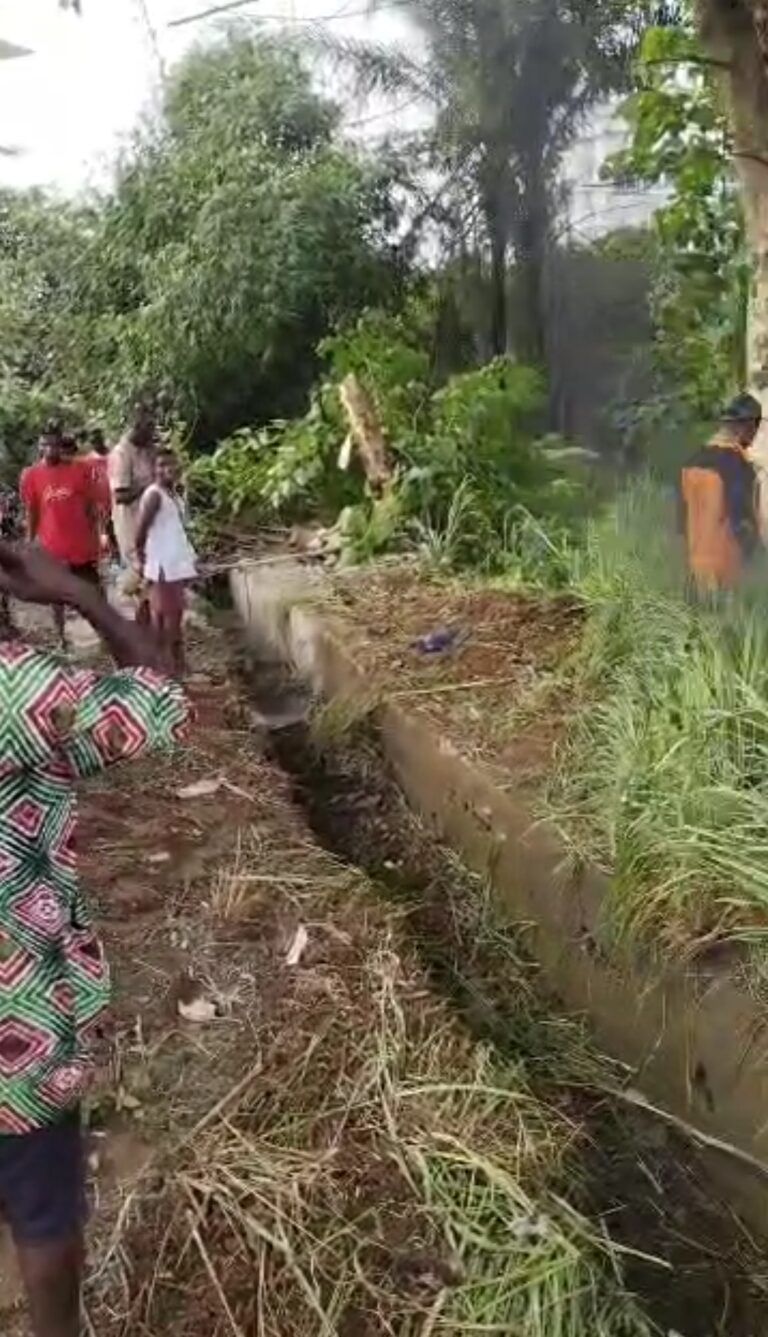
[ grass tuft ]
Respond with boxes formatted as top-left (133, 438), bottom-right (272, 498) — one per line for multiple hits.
top-left (96, 826), bottom-right (657, 1337)
top-left (549, 477), bottom-right (768, 950)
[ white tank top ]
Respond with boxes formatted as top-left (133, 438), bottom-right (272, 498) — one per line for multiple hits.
top-left (141, 484), bottom-right (197, 582)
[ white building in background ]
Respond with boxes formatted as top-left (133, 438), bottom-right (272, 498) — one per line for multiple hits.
top-left (561, 102), bottom-right (669, 243)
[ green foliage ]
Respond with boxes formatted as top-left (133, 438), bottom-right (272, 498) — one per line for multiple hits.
top-left (0, 33), bottom-right (404, 447)
top-left (0, 375), bottom-right (78, 486)
top-left (0, 190), bottom-right (94, 389)
top-left (608, 14), bottom-right (746, 412)
top-left (320, 302), bottom-right (433, 440)
top-left (550, 478), bottom-right (768, 949)
top-left (195, 291), bottom-right (588, 570)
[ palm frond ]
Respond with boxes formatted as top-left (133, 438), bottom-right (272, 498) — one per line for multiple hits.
top-left (307, 30), bottom-right (438, 103)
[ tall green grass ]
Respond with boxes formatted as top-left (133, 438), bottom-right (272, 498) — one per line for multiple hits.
top-left (550, 477), bottom-right (768, 948)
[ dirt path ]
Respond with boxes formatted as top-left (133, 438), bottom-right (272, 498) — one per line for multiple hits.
top-left (1, 612), bottom-right (766, 1336)
top-left (1, 620), bottom-right (278, 1326)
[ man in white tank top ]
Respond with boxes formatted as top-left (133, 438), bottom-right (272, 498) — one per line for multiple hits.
top-left (108, 407), bottom-right (156, 619)
top-left (134, 449), bottom-right (197, 676)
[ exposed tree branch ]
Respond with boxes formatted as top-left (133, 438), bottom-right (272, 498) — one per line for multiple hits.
top-left (733, 149), bottom-right (768, 172)
top-left (644, 54), bottom-right (732, 68)
top-left (170, 0), bottom-right (264, 27)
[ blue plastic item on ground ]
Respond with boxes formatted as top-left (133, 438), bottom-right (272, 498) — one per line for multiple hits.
top-left (411, 627), bottom-right (464, 655)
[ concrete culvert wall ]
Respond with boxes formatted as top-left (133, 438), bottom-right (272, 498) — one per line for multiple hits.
top-left (230, 557), bottom-right (768, 1244)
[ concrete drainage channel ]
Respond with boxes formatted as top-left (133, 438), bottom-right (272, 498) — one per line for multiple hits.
top-left (230, 557), bottom-right (768, 1333)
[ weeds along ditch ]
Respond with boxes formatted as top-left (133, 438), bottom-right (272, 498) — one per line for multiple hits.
top-left (238, 650), bottom-right (768, 1337)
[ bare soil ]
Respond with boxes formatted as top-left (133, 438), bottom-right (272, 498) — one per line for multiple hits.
top-left (2, 607), bottom-right (767, 1336)
top-left (330, 565), bottom-right (581, 789)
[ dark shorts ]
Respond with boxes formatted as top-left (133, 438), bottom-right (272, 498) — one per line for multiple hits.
top-left (67, 562), bottom-right (101, 590)
top-left (0, 1111), bottom-right (85, 1244)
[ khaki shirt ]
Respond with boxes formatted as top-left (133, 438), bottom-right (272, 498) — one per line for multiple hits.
top-left (108, 434), bottom-right (155, 564)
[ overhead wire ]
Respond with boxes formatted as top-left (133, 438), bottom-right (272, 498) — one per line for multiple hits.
top-left (169, 0), bottom-right (412, 26)
top-left (133, 0), bottom-right (168, 81)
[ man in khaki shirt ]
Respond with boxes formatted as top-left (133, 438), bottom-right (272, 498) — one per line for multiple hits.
top-left (108, 408), bottom-right (156, 579)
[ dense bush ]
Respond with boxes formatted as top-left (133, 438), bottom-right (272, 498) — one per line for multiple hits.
top-left (189, 298), bottom-right (589, 567)
top-left (0, 34), bottom-right (405, 446)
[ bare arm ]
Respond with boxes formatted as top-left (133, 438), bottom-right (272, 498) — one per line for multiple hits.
top-left (0, 542), bottom-right (166, 670)
top-left (134, 489), bottom-right (161, 569)
top-left (109, 444), bottom-right (145, 507)
top-left (114, 484), bottom-right (144, 506)
top-left (19, 472), bottom-right (37, 541)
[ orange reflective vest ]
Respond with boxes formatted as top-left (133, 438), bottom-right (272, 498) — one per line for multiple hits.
top-left (679, 437), bottom-right (759, 590)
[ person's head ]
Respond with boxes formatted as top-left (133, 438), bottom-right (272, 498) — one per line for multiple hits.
top-left (129, 402), bottom-right (156, 451)
top-left (155, 448), bottom-right (179, 489)
top-left (720, 392), bottom-right (763, 448)
top-left (88, 426), bottom-right (107, 456)
top-left (39, 420), bottom-right (64, 465)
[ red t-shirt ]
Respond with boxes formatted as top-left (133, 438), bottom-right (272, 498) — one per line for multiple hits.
top-left (86, 452), bottom-right (111, 514)
top-left (20, 459), bottom-right (100, 566)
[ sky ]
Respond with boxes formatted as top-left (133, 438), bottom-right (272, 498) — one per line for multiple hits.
top-left (0, 0), bottom-right (420, 195)
top-left (0, 0), bottom-right (659, 238)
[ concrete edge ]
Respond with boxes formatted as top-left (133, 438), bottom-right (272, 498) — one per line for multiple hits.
top-left (231, 558), bottom-right (768, 1233)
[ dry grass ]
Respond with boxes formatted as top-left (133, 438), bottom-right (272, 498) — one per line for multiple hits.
top-left (84, 821), bottom-right (655, 1337)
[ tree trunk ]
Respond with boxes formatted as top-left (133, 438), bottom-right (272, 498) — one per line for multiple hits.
top-left (338, 374), bottom-right (392, 495)
top-left (509, 153), bottom-right (550, 370)
top-left (486, 210), bottom-right (508, 357)
top-left (697, 0), bottom-right (768, 394)
top-left (697, 0), bottom-right (768, 527)
top-left (512, 213), bottom-right (547, 367)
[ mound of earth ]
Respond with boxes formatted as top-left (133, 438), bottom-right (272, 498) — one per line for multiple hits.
top-left (329, 565), bottom-right (582, 790)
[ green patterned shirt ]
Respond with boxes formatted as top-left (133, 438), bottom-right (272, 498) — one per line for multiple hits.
top-left (0, 643), bottom-right (191, 1133)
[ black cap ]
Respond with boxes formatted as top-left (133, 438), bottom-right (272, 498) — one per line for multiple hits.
top-left (722, 392), bottom-right (762, 424)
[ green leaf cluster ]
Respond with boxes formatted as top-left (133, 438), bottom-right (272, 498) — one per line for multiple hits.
top-left (192, 294), bottom-right (587, 570)
top-left (0, 32), bottom-right (403, 450)
top-left (607, 11), bottom-right (746, 412)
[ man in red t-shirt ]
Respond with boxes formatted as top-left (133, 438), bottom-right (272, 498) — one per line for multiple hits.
top-left (20, 423), bottom-right (102, 648)
top-left (84, 426), bottom-right (116, 559)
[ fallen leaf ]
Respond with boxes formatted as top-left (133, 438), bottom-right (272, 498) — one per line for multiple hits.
top-left (286, 925), bottom-right (309, 968)
top-left (222, 779), bottom-right (255, 801)
top-left (176, 777), bottom-right (223, 800)
top-left (178, 995), bottom-right (217, 1023)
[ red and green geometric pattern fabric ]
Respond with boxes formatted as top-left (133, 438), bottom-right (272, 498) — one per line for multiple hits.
top-left (0, 645), bottom-right (191, 1134)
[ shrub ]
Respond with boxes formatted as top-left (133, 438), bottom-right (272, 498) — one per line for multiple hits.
top-left (193, 294), bottom-right (590, 572)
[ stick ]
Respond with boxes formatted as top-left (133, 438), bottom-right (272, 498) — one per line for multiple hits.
top-left (177, 1057), bottom-right (264, 1146)
top-left (391, 676), bottom-right (518, 699)
top-left (186, 1198), bottom-right (247, 1337)
top-left (603, 1085), bottom-right (768, 1180)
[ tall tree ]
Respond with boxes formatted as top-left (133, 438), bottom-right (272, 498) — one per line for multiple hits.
top-left (342, 0), bottom-right (655, 364)
top-left (608, 13), bottom-right (745, 411)
top-left (695, 0), bottom-right (768, 401)
top-left (0, 33), bottom-right (404, 445)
